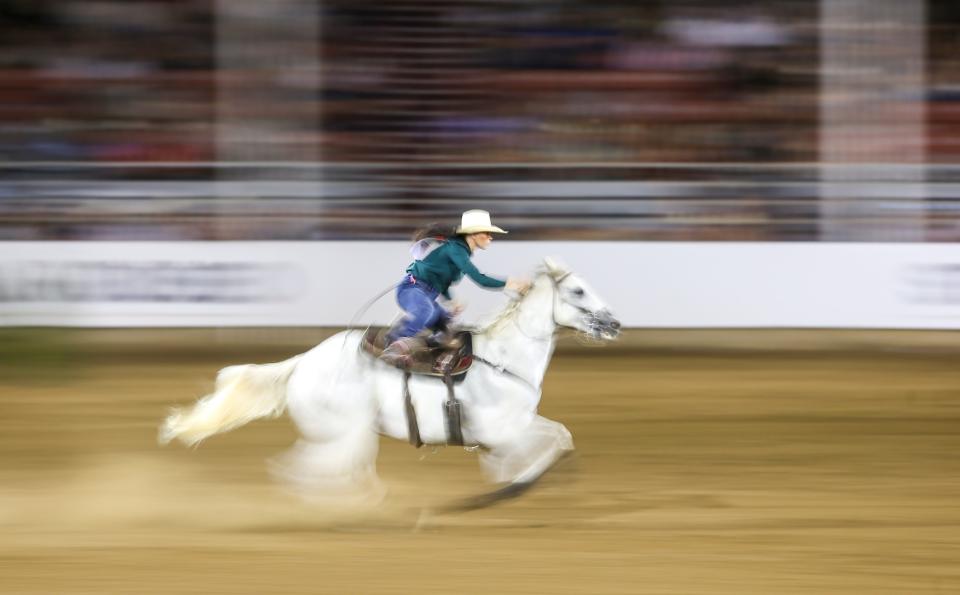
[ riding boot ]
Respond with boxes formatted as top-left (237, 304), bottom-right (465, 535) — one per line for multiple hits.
top-left (380, 336), bottom-right (427, 368)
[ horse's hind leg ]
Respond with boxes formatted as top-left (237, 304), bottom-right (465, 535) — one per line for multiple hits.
top-left (269, 424), bottom-right (384, 503)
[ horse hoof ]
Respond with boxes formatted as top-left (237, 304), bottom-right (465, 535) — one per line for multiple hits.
top-left (440, 481), bottom-right (534, 513)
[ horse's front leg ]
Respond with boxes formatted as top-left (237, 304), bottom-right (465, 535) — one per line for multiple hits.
top-left (442, 414), bottom-right (573, 512)
top-left (477, 414), bottom-right (574, 485)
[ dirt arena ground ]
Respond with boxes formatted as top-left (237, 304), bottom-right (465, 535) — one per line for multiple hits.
top-left (2, 329), bottom-right (959, 594)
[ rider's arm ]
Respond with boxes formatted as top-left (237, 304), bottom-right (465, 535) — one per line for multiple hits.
top-left (449, 246), bottom-right (507, 290)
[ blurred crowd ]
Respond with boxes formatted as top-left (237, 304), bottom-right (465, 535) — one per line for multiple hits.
top-left (0, 0), bottom-right (820, 165)
top-left (930, 2), bottom-right (960, 165)
top-left (1, 0), bottom-right (959, 241)
top-left (321, 0), bottom-right (817, 164)
top-left (0, 1), bottom-right (214, 163)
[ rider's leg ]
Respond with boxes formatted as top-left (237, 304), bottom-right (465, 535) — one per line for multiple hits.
top-left (382, 284), bottom-right (442, 364)
top-left (424, 309), bottom-right (457, 349)
top-left (386, 284), bottom-right (441, 344)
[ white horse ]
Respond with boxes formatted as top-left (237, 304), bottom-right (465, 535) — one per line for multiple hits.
top-left (159, 258), bottom-right (620, 505)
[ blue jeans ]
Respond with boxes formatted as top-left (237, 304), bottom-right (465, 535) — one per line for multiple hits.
top-left (387, 276), bottom-right (450, 343)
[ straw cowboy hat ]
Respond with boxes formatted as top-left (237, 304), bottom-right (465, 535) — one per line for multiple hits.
top-left (456, 209), bottom-right (508, 235)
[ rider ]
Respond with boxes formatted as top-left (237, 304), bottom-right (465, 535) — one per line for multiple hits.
top-left (381, 209), bottom-right (531, 365)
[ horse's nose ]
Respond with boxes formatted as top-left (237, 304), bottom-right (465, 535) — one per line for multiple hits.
top-left (598, 309), bottom-right (621, 332)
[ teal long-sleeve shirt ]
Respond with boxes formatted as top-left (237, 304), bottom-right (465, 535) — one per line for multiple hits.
top-left (405, 236), bottom-right (506, 299)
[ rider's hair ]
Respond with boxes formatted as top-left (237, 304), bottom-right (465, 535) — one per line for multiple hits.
top-left (412, 222), bottom-right (456, 242)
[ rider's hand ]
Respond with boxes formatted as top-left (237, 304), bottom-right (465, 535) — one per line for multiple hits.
top-left (506, 277), bottom-right (532, 295)
top-left (444, 299), bottom-right (465, 317)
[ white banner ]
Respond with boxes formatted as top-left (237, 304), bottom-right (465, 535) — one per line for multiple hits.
top-left (2, 242), bottom-right (960, 328)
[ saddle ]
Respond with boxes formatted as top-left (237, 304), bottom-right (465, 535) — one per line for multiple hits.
top-left (361, 327), bottom-right (475, 447)
top-left (361, 327), bottom-right (473, 379)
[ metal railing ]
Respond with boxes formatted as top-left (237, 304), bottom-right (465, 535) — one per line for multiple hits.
top-left (0, 161), bottom-right (957, 241)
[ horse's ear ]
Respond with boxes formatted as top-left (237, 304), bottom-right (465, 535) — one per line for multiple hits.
top-left (543, 257), bottom-right (568, 279)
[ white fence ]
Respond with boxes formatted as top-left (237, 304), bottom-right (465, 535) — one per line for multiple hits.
top-left (2, 242), bottom-right (960, 328)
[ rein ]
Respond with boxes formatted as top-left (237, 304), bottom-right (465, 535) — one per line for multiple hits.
top-left (477, 270), bottom-right (587, 391)
top-left (472, 354), bottom-right (542, 392)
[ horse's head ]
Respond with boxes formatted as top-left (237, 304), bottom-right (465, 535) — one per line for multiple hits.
top-left (541, 257), bottom-right (621, 341)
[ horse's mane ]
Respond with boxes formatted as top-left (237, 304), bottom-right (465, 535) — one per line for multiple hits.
top-left (473, 269), bottom-right (553, 336)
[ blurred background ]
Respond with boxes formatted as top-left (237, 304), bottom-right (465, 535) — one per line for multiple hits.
top-left (0, 0), bottom-right (958, 241)
top-left (3, 1), bottom-right (960, 594)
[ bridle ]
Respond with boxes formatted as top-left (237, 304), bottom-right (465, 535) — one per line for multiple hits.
top-left (475, 269), bottom-right (607, 390)
top-left (512, 270), bottom-right (601, 342)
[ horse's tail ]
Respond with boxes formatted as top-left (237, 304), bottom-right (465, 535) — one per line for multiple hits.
top-left (158, 354), bottom-right (304, 448)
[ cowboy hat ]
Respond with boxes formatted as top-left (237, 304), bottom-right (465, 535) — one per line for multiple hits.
top-left (455, 209), bottom-right (508, 235)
